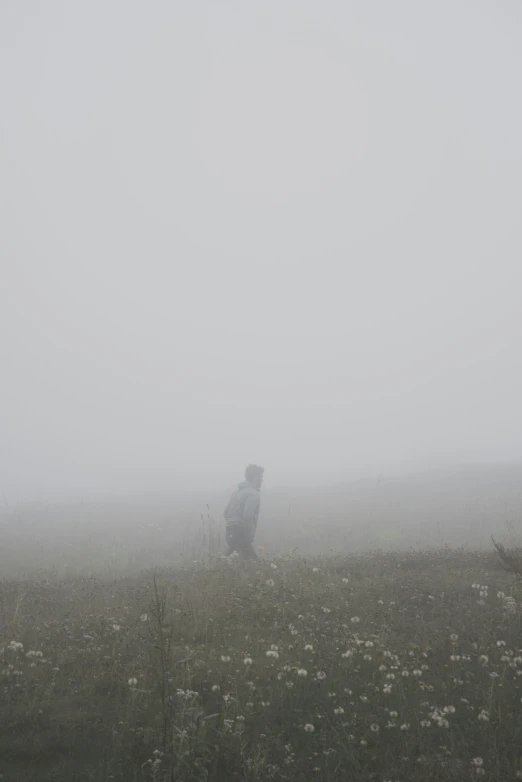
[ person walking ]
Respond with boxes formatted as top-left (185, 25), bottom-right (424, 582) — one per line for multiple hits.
top-left (224, 464), bottom-right (264, 559)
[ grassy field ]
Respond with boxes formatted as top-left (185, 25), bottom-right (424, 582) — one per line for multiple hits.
top-left (1, 548), bottom-right (521, 781)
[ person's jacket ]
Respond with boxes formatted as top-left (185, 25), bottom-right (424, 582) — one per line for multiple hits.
top-left (224, 480), bottom-right (260, 529)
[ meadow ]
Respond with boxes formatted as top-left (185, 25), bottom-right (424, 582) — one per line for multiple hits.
top-left (1, 547), bottom-right (521, 781)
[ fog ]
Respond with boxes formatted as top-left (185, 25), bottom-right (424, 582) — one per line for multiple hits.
top-left (2, 1), bottom-right (522, 505)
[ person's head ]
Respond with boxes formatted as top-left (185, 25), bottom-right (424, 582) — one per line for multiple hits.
top-left (245, 464), bottom-right (264, 489)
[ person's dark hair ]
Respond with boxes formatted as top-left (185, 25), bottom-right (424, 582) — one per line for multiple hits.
top-left (245, 464), bottom-right (264, 482)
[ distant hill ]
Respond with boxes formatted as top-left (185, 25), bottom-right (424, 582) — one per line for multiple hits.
top-left (1, 464), bottom-right (521, 576)
top-left (263, 464), bottom-right (522, 551)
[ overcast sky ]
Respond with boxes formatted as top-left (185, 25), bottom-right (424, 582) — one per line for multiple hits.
top-left (1, 1), bottom-right (521, 500)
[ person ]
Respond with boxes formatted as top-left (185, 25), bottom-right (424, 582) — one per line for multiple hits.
top-left (224, 464), bottom-right (264, 559)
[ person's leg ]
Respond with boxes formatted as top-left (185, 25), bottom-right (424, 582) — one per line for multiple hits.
top-left (225, 527), bottom-right (239, 557)
top-left (243, 541), bottom-right (258, 560)
top-left (226, 523), bottom-right (257, 560)
top-left (238, 522), bottom-right (258, 560)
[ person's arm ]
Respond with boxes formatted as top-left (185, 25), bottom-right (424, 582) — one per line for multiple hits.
top-left (242, 492), bottom-right (260, 526)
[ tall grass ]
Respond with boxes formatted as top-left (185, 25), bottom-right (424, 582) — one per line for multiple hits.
top-left (1, 548), bottom-right (521, 780)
